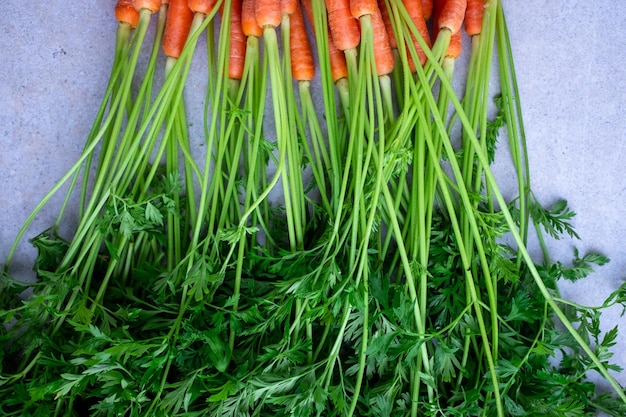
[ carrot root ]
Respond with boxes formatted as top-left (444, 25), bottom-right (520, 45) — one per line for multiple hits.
top-left (464, 0), bottom-right (485, 36)
top-left (242, 0), bottom-right (264, 37)
top-left (369, 7), bottom-right (394, 76)
top-left (421, 0), bottom-right (433, 20)
top-left (133, 0), bottom-right (162, 12)
top-left (446, 29), bottom-right (462, 58)
top-left (325, 0), bottom-right (361, 51)
top-left (255, 0), bottom-right (281, 28)
top-left (188, 0), bottom-right (217, 15)
top-left (350, 0), bottom-right (378, 19)
top-left (228, 0), bottom-right (247, 79)
top-left (116, 0), bottom-right (141, 27)
top-left (280, 0), bottom-right (298, 16)
top-left (402, 0), bottom-right (431, 70)
top-left (162, 0), bottom-right (194, 58)
top-left (437, 0), bottom-right (467, 33)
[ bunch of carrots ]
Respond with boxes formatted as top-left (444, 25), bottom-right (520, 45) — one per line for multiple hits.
top-left (2, 0), bottom-right (626, 416)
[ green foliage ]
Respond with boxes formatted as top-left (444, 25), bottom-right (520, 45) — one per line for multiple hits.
top-left (530, 198), bottom-right (580, 240)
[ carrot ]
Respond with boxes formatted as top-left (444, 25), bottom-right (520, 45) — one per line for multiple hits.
top-left (378, 0), bottom-right (396, 49)
top-left (402, 0), bottom-right (431, 69)
top-left (370, 5), bottom-right (394, 75)
top-left (446, 29), bottom-right (462, 58)
top-left (188, 0), bottom-right (217, 15)
top-left (328, 32), bottom-right (349, 82)
top-left (350, 0), bottom-right (378, 19)
top-left (255, 0), bottom-right (281, 28)
top-left (301, 0), bottom-right (347, 82)
top-left (116, 0), bottom-right (140, 27)
top-left (133, 0), bottom-right (162, 12)
top-left (162, 0), bottom-right (194, 58)
top-left (325, 0), bottom-right (361, 51)
top-left (421, 0), bottom-right (433, 20)
top-left (242, 0), bottom-right (264, 37)
top-left (228, 0), bottom-right (247, 79)
top-left (281, 0), bottom-right (298, 15)
top-left (464, 0), bottom-right (484, 36)
top-left (289, 4), bottom-right (315, 81)
top-left (437, 0), bottom-right (467, 34)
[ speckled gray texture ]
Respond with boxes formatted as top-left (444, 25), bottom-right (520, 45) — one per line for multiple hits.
top-left (2, 3), bottom-right (116, 276)
top-left (503, 1), bottom-right (626, 392)
top-left (1, 0), bottom-right (625, 405)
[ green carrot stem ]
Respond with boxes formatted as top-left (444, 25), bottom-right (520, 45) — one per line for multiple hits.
top-left (495, 5), bottom-right (531, 270)
top-left (280, 14), bottom-right (307, 251)
top-left (62, 23), bottom-right (134, 228)
top-left (187, 9), bottom-right (231, 259)
top-left (4, 11), bottom-right (153, 272)
top-left (309, 0), bottom-right (345, 211)
top-left (414, 49), bottom-right (505, 417)
top-left (216, 79), bottom-right (247, 233)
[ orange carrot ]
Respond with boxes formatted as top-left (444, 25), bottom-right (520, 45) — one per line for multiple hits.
top-left (116, 0), bottom-right (140, 27)
top-left (188, 0), bottom-right (217, 15)
top-left (446, 29), bottom-right (462, 58)
top-left (242, 0), bottom-right (264, 37)
top-left (133, 0), bottom-right (162, 12)
top-left (325, 0), bottom-right (361, 51)
top-left (371, 6), bottom-right (394, 75)
top-left (255, 0), bottom-right (281, 28)
top-left (437, 0), bottom-right (467, 34)
top-left (281, 0), bottom-right (298, 15)
top-left (162, 0), bottom-right (194, 58)
top-left (350, 0), bottom-right (378, 19)
top-left (289, 4), bottom-right (315, 81)
top-left (402, 0), bottom-right (430, 70)
top-left (301, 0), bottom-right (348, 82)
top-left (228, 0), bottom-right (247, 79)
top-left (378, 0), bottom-right (396, 49)
top-left (464, 0), bottom-right (484, 36)
top-left (421, 0), bottom-right (433, 20)
top-left (328, 36), bottom-right (349, 81)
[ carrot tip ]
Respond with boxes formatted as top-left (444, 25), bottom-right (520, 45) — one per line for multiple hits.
top-left (133, 0), bottom-right (162, 13)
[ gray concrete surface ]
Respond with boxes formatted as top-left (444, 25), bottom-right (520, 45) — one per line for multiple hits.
top-left (503, 1), bottom-right (626, 394)
top-left (1, 0), bottom-right (625, 408)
